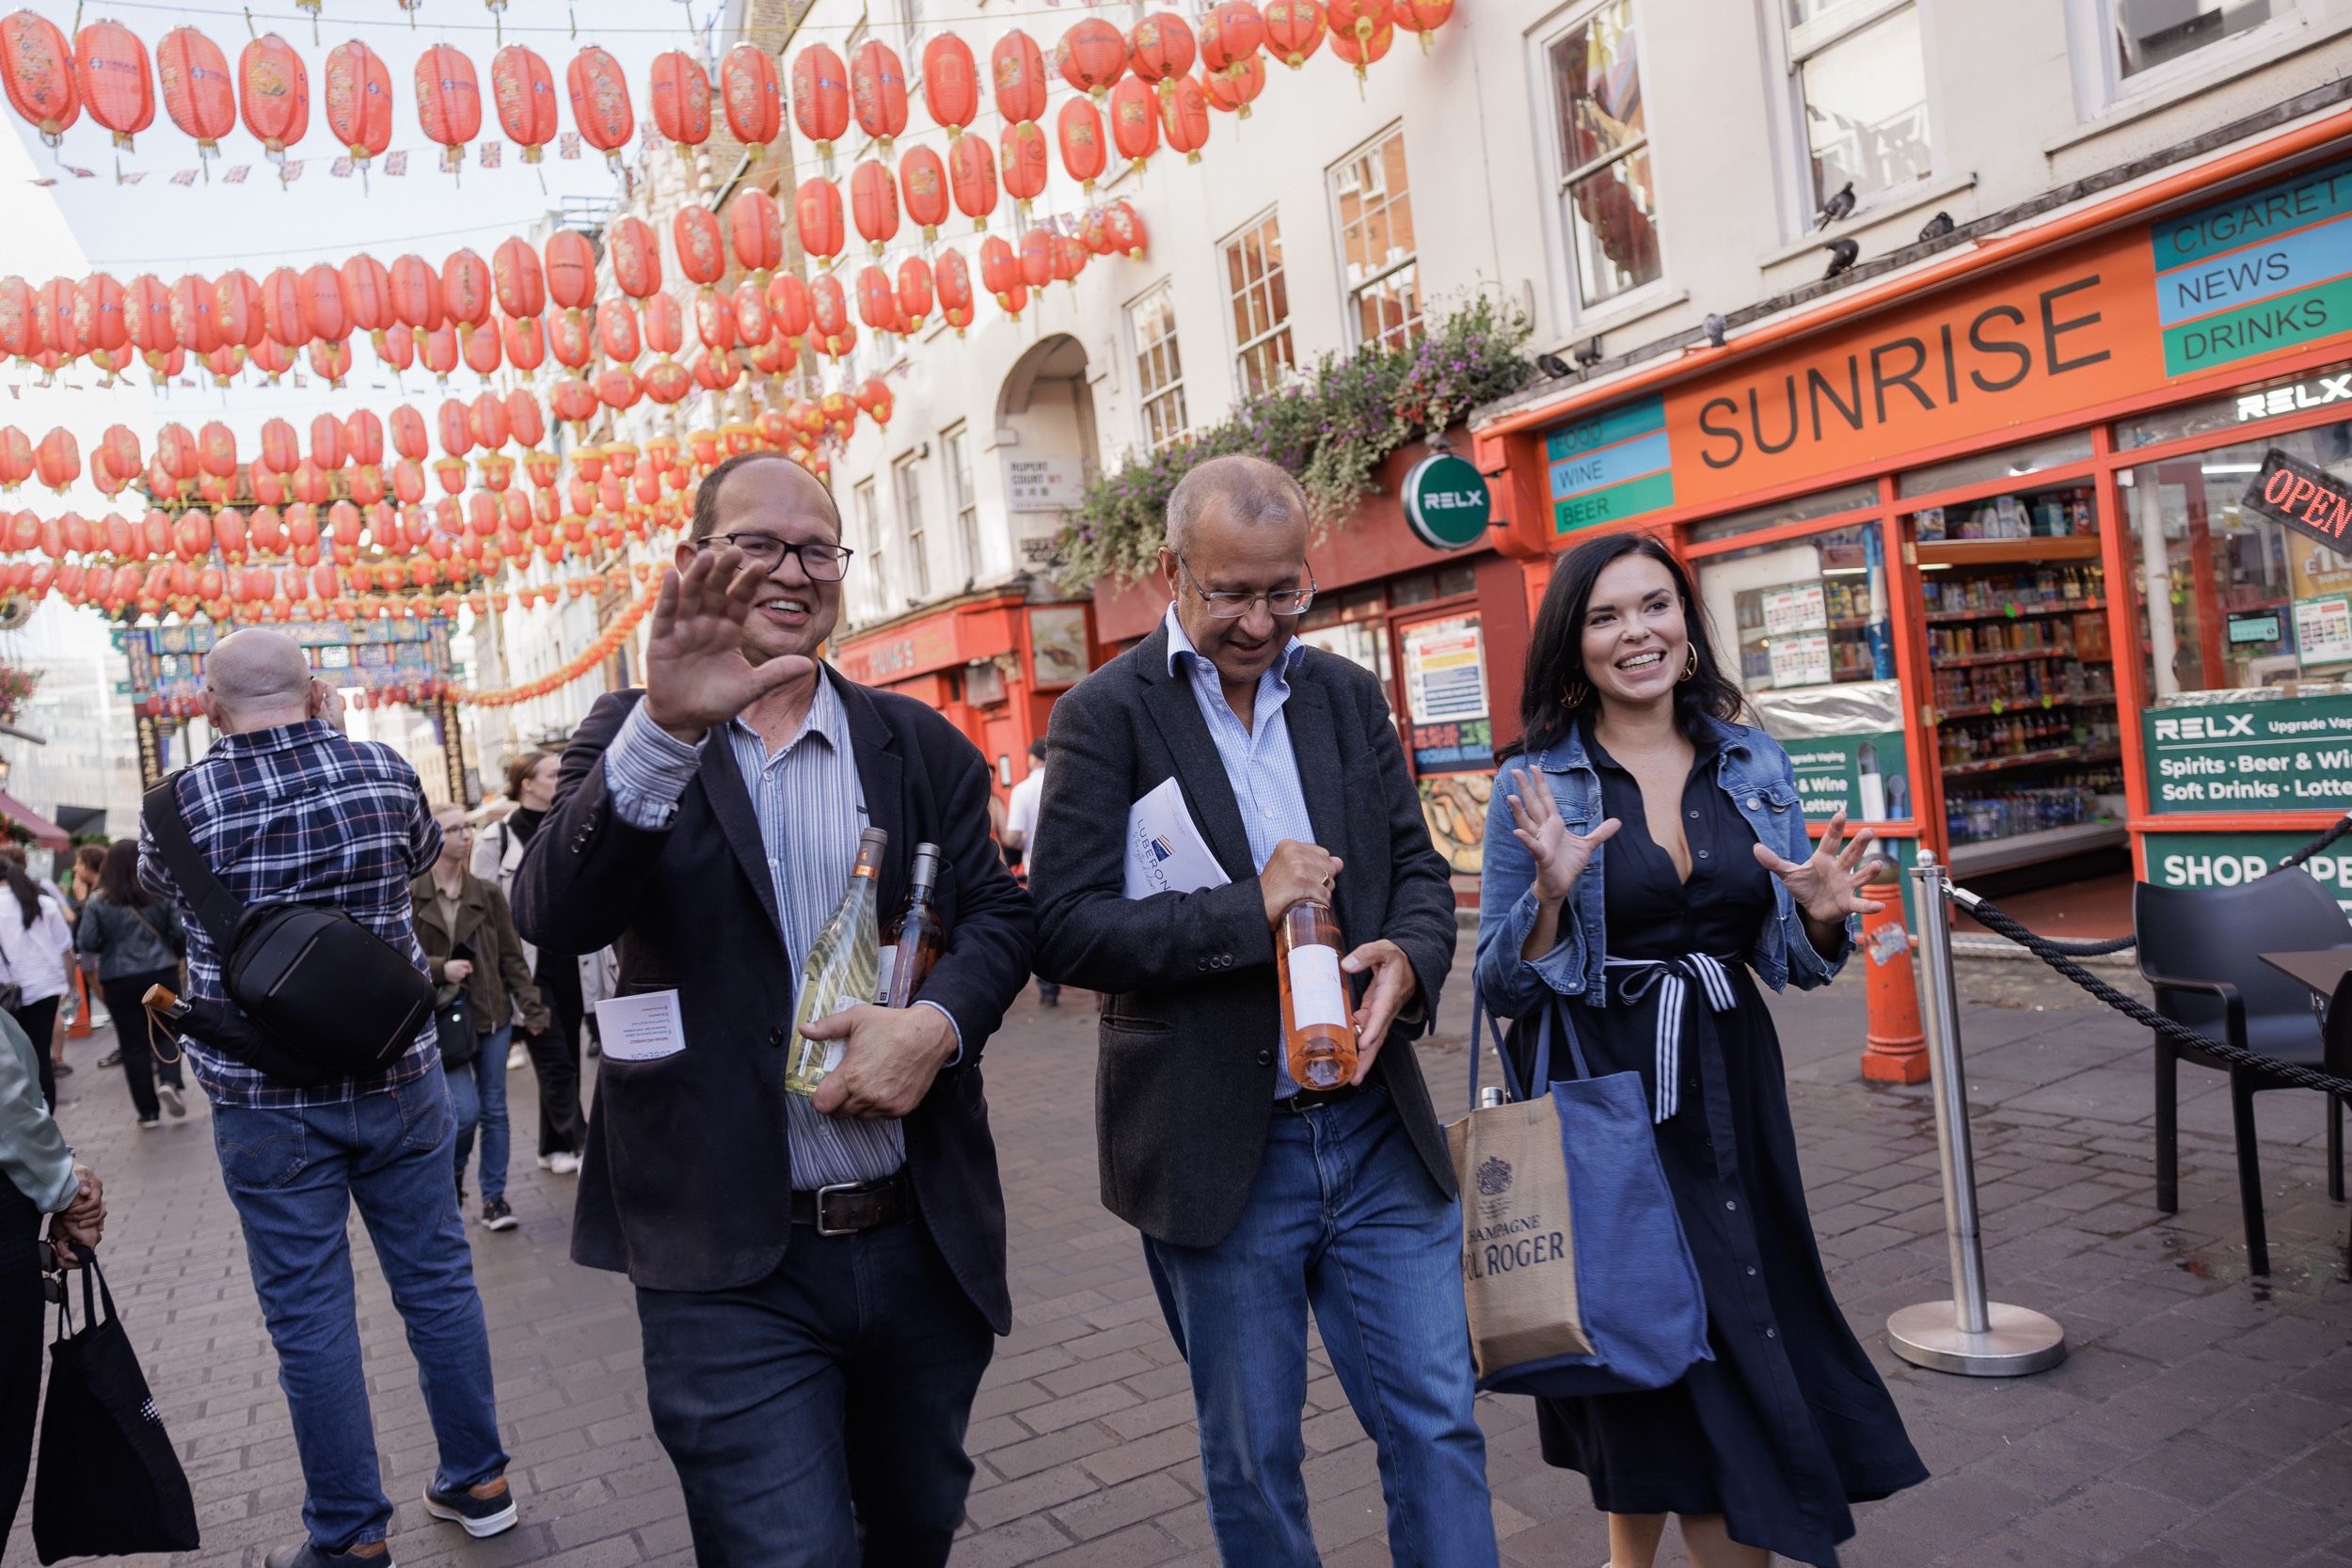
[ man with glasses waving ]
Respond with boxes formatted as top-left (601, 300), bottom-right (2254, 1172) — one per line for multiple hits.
top-left (510, 451), bottom-right (1033, 1567)
top-left (1028, 454), bottom-right (1498, 1566)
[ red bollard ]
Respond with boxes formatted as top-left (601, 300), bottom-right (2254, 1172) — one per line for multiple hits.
top-left (1858, 877), bottom-right (1929, 1085)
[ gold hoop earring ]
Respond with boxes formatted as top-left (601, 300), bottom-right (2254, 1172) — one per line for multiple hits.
top-left (1679, 645), bottom-right (1700, 683)
top-left (1560, 679), bottom-right (1591, 710)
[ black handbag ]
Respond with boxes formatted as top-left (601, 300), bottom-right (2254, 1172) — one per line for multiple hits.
top-left (141, 776), bottom-right (434, 1087)
top-left (437, 989), bottom-right (478, 1068)
top-left (30, 1248), bottom-right (199, 1563)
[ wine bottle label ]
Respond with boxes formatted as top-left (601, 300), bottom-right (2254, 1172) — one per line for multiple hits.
top-left (1285, 943), bottom-right (1349, 1030)
top-left (874, 944), bottom-right (898, 1005)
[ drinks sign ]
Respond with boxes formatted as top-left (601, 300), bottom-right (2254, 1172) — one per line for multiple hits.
top-left (2142, 694), bottom-right (2352, 813)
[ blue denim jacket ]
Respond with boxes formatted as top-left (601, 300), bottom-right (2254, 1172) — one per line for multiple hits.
top-left (1473, 715), bottom-right (1851, 1019)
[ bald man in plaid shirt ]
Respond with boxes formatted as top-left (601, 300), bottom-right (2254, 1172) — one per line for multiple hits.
top-left (138, 631), bottom-right (517, 1568)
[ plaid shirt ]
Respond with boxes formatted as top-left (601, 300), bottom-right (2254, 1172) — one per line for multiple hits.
top-left (138, 720), bottom-right (444, 1109)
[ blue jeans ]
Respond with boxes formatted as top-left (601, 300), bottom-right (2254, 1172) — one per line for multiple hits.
top-left (634, 1217), bottom-right (993, 1568)
top-left (444, 1026), bottom-right (512, 1203)
top-left (211, 1070), bottom-right (510, 1551)
top-left (1144, 1085), bottom-right (1499, 1567)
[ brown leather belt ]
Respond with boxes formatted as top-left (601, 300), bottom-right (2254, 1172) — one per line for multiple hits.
top-left (789, 1173), bottom-right (913, 1235)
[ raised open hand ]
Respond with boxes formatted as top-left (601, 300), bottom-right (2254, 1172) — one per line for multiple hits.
top-left (1502, 765), bottom-right (1619, 903)
top-left (1753, 807), bottom-right (1885, 925)
top-left (642, 546), bottom-right (817, 742)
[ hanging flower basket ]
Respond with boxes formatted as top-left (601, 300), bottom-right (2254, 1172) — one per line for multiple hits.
top-left (0, 663), bottom-right (41, 727)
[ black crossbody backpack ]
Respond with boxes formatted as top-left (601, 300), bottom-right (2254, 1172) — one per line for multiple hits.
top-left (140, 776), bottom-right (435, 1086)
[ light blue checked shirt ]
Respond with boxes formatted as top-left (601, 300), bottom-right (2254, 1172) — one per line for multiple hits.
top-left (599, 678), bottom-right (961, 1189)
top-left (1164, 604), bottom-right (1315, 1100)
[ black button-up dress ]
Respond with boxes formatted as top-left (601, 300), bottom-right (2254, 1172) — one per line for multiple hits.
top-left (1533, 729), bottom-right (1927, 1567)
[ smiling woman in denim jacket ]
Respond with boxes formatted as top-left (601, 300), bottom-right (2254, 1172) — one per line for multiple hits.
top-left (1473, 534), bottom-right (1925, 1568)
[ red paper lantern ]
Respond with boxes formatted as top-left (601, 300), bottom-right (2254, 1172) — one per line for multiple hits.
top-left (489, 43), bottom-right (557, 162)
top-left (979, 236), bottom-right (1018, 300)
top-left (850, 160), bottom-right (899, 255)
top-left (789, 43), bottom-right (849, 160)
top-left (198, 420), bottom-right (236, 479)
top-left (1130, 12), bottom-right (1199, 86)
top-left (0, 279), bottom-right (36, 361)
top-left (258, 266), bottom-right (304, 349)
top-left (566, 45), bottom-right (634, 168)
top-left (720, 42), bottom-right (780, 152)
top-left (461, 322), bottom-right (501, 376)
top-left (157, 26), bottom-right (234, 155)
top-left (374, 319), bottom-right (413, 371)
top-left (894, 147), bottom-right (950, 242)
top-left (768, 273), bottom-right (812, 340)
top-left (128, 274), bottom-right (176, 355)
top-left (674, 205), bottom-right (726, 287)
top-left (309, 412), bottom-right (345, 472)
top-left (949, 134), bottom-right (997, 230)
top-left (76, 273), bottom-right (125, 354)
top-left (237, 33), bottom-right (308, 159)
top-left (291, 261), bottom-right (344, 343)
top-left (548, 308), bottom-right (592, 368)
top-left (1001, 120), bottom-right (1048, 211)
top-left (1018, 227), bottom-right (1054, 289)
top-left (608, 215), bottom-right (660, 299)
top-left (1393, 0), bottom-right (1454, 51)
top-left (727, 186), bottom-right (784, 278)
top-left (896, 258), bottom-right (934, 330)
top-left (1160, 74), bottom-right (1211, 162)
top-left (502, 313), bottom-right (545, 372)
top-left (1109, 76), bottom-right (1157, 171)
top-left (935, 247), bottom-right (973, 325)
top-left (643, 293), bottom-right (682, 356)
top-left (1104, 198), bottom-right (1150, 259)
top-left (344, 409), bottom-right (383, 467)
top-left (441, 248), bottom-right (493, 334)
top-left (260, 417), bottom-right (299, 474)
top-left (1202, 55), bottom-right (1266, 115)
top-left (2, 10), bottom-right (78, 146)
top-left (731, 279), bottom-right (771, 345)
top-left (921, 33), bottom-right (977, 141)
top-left (389, 404), bottom-right (426, 462)
top-left (73, 21), bottom-right (151, 150)
top-left (649, 48), bottom-right (709, 153)
top-left (413, 43), bottom-right (482, 170)
top-left (1200, 3), bottom-right (1268, 72)
top-left (31, 277), bottom-right (72, 359)
top-left (796, 176), bottom-right (845, 268)
top-left (214, 269), bottom-right (265, 350)
top-left (323, 40), bottom-right (392, 166)
top-left (388, 254), bottom-right (440, 333)
top-left (596, 367), bottom-right (643, 411)
top-left (597, 298), bottom-right (642, 362)
top-left (693, 350), bottom-right (741, 392)
top-left (543, 230), bottom-right (596, 313)
top-left (1327, 0), bottom-right (1392, 41)
top-left (506, 389), bottom-right (545, 451)
top-left (340, 253), bottom-right (393, 334)
top-left (991, 30), bottom-right (1045, 124)
top-left (490, 235), bottom-right (543, 321)
top-left (850, 40), bottom-right (908, 151)
top-left (1327, 15), bottom-right (1394, 79)
top-left (808, 274), bottom-right (849, 352)
top-left (694, 292), bottom-right (737, 352)
top-left (469, 391), bottom-right (510, 452)
top-left (854, 264), bottom-right (895, 331)
top-left (1057, 97), bottom-right (1107, 190)
top-left (247, 337), bottom-right (293, 380)
top-left (1057, 19), bottom-right (1126, 98)
top-left (1263, 0), bottom-right (1327, 67)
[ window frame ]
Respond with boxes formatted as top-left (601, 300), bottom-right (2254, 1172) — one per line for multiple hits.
top-left (1220, 208), bottom-right (1296, 400)
top-left (852, 478), bottom-right (884, 626)
top-left (893, 451), bottom-right (931, 603)
top-left (1765, 0), bottom-right (1938, 236)
top-left (1126, 278), bottom-right (1190, 454)
top-left (2062, 0), bottom-right (2310, 115)
top-left (1325, 122), bottom-right (1427, 353)
top-left (942, 420), bottom-right (981, 584)
top-left (1526, 0), bottom-right (1671, 327)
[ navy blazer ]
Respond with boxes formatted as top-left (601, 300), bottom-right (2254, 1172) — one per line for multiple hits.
top-left (512, 671), bottom-right (1033, 1330)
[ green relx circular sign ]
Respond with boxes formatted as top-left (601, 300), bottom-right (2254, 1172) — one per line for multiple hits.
top-left (1403, 451), bottom-right (1492, 550)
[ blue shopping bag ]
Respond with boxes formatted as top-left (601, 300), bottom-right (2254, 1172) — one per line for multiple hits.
top-left (1447, 990), bottom-right (1712, 1398)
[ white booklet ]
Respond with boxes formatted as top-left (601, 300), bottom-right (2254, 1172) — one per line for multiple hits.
top-left (1123, 776), bottom-right (1232, 899)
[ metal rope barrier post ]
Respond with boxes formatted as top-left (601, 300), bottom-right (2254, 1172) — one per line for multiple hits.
top-left (1885, 850), bottom-right (2069, 1378)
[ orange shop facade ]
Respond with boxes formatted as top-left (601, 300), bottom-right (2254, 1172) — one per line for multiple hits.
top-left (1473, 126), bottom-right (2352, 917)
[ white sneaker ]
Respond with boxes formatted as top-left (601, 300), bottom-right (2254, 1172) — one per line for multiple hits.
top-left (158, 1084), bottom-right (185, 1118)
top-left (536, 1151), bottom-right (580, 1175)
top-left (506, 1043), bottom-right (528, 1070)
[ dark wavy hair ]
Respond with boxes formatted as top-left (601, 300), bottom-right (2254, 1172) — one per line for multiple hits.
top-left (1500, 532), bottom-right (1744, 762)
top-left (97, 838), bottom-right (151, 911)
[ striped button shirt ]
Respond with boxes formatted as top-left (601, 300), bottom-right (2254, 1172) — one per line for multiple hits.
top-left (604, 681), bottom-right (959, 1188)
top-left (1163, 605), bottom-right (1314, 1099)
top-left (136, 719), bottom-right (443, 1109)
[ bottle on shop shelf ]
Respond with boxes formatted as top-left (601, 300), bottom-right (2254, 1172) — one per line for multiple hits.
top-left (877, 842), bottom-right (946, 1008)
top-left (785, 827), bottom-right (889, 1098)
top-left (1276, 898), bottom-right (1359, 1092)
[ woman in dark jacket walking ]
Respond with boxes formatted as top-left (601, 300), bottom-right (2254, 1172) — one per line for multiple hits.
top-left (1474, 535), bottom-right (1924, 1568)
top-left (71, 841), bottom-right (187, 1131)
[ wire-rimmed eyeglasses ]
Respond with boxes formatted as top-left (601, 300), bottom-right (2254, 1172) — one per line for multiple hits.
top-left (1178, 555), bottom-right (1316, 619)
top-left (695, 531), bottom-right (855, 581)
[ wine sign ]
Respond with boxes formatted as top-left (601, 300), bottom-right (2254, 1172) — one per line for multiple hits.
top-left (2244, 448), bottom-right (2352, 546)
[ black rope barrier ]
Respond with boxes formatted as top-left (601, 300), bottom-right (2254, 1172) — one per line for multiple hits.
top-left (2274, 810), bottom-right (2352, 873)
top-left (1951, 891), bottom-right (2352, 1099)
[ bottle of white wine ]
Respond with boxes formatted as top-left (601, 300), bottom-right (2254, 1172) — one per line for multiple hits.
top-left (785, 826), bottom-right (889, 1097)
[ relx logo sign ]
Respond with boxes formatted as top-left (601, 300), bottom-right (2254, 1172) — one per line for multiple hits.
top-left (2238, 372), bottom-right (2352, 421)
top-left (2152, 714), bottom-right (2256, 741)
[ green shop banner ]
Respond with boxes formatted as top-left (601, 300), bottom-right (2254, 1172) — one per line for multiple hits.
top-left (2141, 693), bottom-right (2352, 813)
top-left (1783, 730), bottom-right (1912, 826)
top-left (2152, 156), bottom-right (2352, 379)
top-left (1543, 394), bottom-right (1673, 537)
top-left (2144, 831), bottom-right (2352, 918)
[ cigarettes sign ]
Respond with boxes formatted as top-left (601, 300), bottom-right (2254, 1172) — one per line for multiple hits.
top-left (2243, 448), bottom-right (2352, 547)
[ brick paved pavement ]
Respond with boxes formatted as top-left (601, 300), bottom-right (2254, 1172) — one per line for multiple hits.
top-left (8, 941), bottom-right (2348, 1568)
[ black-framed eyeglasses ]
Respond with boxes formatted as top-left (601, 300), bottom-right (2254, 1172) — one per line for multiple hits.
top-left (696, 531), bottom-right (855, 581)
top-left (1177, 555), bottom-right (1316, 619)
